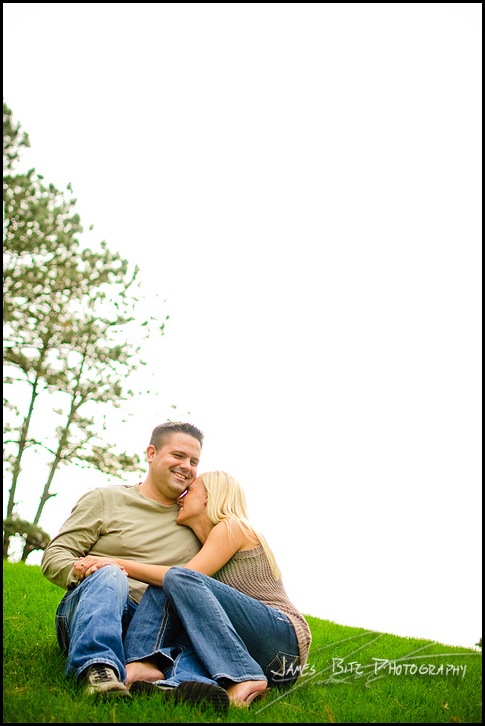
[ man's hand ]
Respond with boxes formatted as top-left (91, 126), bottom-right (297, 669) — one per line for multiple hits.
top-left (73, 555), bottom-right (128, 581)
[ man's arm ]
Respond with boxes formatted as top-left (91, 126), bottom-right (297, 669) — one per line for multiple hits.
top-left (41, 489), bottom-right (104, 590)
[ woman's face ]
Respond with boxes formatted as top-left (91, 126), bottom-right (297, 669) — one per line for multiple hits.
top-left (176, 476), bottom-right (207, 524)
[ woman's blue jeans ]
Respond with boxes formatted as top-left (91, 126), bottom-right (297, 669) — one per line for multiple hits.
top-left (55, 565), bottom-right (137, 681)
top-left (123, 567), bottom-right (301, 688)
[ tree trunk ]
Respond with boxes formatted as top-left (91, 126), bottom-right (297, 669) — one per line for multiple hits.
top-left (3, 379), bottom-right (40, 559)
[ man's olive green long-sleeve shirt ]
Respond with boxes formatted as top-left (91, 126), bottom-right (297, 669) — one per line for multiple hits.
top-left (41, 483), bottom-right (201, 603)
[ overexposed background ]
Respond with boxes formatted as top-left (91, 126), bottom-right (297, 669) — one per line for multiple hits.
top-left (3, 2), bottom-right (482, 650)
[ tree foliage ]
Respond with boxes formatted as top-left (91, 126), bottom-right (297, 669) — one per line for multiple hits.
top-left (3, 101), bottom-right (167, 560)
top-left (3, 516), bottom-right (51, 558)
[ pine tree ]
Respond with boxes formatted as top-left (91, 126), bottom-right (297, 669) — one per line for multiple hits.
top-left (3, 102), bottom-right (165, 560)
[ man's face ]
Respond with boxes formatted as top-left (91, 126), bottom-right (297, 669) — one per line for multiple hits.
top-left (147, 432), bottom-right (201, 503)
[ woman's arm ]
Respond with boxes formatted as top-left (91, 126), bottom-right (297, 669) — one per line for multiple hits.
top-left (181, 519), bottom-right (245, 574)
top-left (78, 519), bottom-right (246, 585)
top-left (75, 555), bottom-right (169, 586)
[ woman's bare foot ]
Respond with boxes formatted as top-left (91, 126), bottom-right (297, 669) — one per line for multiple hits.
top-left (226, 680), bottom-right (269, 707)
top-left (125, 660), bottom-right (165, 685)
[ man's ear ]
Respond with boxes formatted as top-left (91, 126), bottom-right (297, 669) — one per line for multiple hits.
top-left (146, 444), bottom-right (156, 463)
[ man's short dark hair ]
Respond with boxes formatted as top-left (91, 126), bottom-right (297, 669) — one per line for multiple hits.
top-left (149, 421), bottom-right (204, 450)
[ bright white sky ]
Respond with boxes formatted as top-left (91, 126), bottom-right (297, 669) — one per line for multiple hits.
top-left (3, 3), bottom-right (482, 650)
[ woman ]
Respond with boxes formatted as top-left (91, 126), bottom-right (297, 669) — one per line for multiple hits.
top-left (76, 471), bottom-right (312, 707)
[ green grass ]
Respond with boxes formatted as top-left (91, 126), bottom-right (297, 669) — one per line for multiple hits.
top-left (3, 561), bottom-right (482, 723)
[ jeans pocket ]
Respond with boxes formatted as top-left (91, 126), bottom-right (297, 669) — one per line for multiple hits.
top-left (266, 651), bottom-right (302, 686)
top-left (56, 615), bottom-right (70, 654)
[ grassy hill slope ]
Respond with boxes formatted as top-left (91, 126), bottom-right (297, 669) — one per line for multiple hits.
top-left (3, 561), bottom-right (482, 723)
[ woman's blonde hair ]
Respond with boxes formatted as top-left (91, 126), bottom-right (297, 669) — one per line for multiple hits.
top-left (200, 470), bottom-right (281, 580)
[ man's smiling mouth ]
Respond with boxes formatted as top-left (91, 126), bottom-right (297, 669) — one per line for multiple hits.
top-left (173, 471), bottom-right (187, 481)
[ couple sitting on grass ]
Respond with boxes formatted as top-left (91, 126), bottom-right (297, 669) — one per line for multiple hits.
top-left (41, 422), bottom-right (311, 713)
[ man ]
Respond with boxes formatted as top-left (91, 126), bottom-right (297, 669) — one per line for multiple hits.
top-left (42, 421), bottom-right (205, 699)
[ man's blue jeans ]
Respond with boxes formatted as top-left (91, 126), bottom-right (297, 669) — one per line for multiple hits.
top-left (55, 566), bottom-right (137, 681)
top-left (123, 567), bottom-right (301, 688)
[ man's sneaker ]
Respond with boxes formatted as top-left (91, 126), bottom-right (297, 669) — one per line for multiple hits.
top-left (131, 679), bottom-right (230, 713)
top-left (80, 664), bottom-right (131, 698)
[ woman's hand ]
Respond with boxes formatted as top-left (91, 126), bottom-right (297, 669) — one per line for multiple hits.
top-left (73, 555), bottom-right (127, 581)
